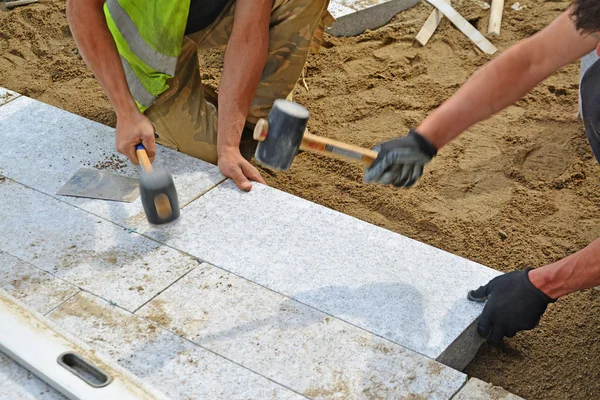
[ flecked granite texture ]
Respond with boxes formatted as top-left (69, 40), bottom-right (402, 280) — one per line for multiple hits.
top-left (0, 179), bottom-right (198, 312)
top-left (0, 249), bottom-right (73, 400)
top-left (327, 0), bottom-right (420, 36)
top-left (452, 378), bottom-right (524, 400)
top-left (0, 252), bottom-right (79, 316)
top-left (137, 263), bottom-right (467, 398)
top-left (147, 179), bottom-right (501, 370)
top-left (0, 352), bottom-right (66, 400)
top-left (48, 292), bottom-right (319, 400)
top-left (0, 94), bottom-right (224, 233)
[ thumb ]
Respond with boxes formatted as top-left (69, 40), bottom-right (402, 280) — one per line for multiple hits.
top-left (468, 281), bottom-right (494, 302)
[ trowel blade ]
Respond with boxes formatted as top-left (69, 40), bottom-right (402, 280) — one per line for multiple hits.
top-left (57, 168), bottom-right (139, 203)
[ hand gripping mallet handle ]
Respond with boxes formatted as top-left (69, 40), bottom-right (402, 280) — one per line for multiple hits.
top-left (135, 144), bottom-right (174, 222)
top-left (253, 101), bottom-right (378, 171)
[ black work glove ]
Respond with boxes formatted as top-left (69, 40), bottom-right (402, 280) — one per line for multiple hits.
top-left (468, 269), bottom-right (556, 343)
top-left (364, 130), bottom-right (437, 187)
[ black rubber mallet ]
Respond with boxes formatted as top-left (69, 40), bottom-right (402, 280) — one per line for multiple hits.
top-left (254, 99), bottom-right (378, 171)
top-left (135, 144), bottom-right (180, 225)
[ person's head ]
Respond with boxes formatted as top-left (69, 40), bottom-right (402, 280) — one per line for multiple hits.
top-left (572, 0), bottom-right (600, 34)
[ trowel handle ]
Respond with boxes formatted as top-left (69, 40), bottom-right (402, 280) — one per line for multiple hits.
top-left (300, 132), bottom-right (379, 167)
top-left (135, 144), bottom-right (153, 173)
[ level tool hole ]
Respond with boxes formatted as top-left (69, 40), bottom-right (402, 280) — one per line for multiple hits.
top-left (57, 352), bottom-right (113, 388)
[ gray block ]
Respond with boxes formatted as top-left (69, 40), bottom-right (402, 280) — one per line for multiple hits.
top-left (0, 179), bottom-right (197, 311)
top-left (48, 292), bottom-right (304, 400)
top-left (0, 88), bottom-right (20, 107)
top-left (0, 95), bottom-right (224, 232)
top-left (327, 0), bottom-right (420, 36)
top-left (0, 352), bottom-right (65, 400)
top-left (137, 264), bottom-right (467, 398)
top-left (0, 252), bottom-right (79, 315)
top-left (452, 378), bottom-right (524, 400)
top-left (146, 180), bottom-right (501, 370)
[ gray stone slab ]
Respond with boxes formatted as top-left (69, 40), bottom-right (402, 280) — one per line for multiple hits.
top-left (0, 96), bottom-right (224, 232)
top-left (147, 180), bottom-right (501, 370)
top-left (452, 378), bottom-right (524, 400)
top-left (0, 251), bottom-right (79, 315)
top-left (0, 179), bottom-right (197, 311)
top-left (48, 292), bottom-right (304, 400)
top-left (327, 0), bottom-right (420, 36)
top-left (0, 352), bottom-right (65, 400)
top-left (137, 264), bottom-right (467, 399)
top-left (0, 88), bottom-right (20, 107)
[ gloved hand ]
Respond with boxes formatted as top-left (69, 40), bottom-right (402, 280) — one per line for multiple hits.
top-left (468, 269), bottom-right (556, 343)
top-left (364, 129), bottom-right (437, 187)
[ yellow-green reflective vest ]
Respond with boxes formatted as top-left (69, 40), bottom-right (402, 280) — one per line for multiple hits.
top-left (104, 0), bottom-right (190, 112)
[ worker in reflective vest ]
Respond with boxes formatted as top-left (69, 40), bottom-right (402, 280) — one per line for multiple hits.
top-left (67, 0), bottom-right (333, 191)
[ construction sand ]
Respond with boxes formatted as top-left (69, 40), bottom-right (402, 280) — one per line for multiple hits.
top-left (1, 1), bottom-right (599, 399)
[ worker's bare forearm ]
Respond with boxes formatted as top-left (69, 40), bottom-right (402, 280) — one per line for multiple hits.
top-left (66, 0), bottom-right (137, 117)
top-left (417, 11), bottom-right (598, 149)
top-left (529, 237), bottom-right (600, 299)
top-left (217, 0), bottom-right (271, 157)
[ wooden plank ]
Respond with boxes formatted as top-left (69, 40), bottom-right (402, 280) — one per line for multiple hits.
top-left (425, 0), bottom-right (497, 55)
top-left (488, 0), bottom-right (505, 35)
top-left (416, 0), bottom-right (451, 46)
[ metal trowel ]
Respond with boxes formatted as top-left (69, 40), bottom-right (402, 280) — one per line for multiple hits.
top-left (57, 168), bottom-right (140, 203)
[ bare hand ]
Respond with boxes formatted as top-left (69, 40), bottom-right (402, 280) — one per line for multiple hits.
top-left (115, 111), bottom-right (156, 165)
top-left (218, 150), bottom-right (266, 191)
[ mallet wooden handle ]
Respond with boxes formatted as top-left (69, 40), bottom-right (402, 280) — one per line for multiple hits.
top-left (135, 144), bottom-right (153, 172)
top-left (254, 118), bottom-right (379, 166)
top-left (300, 132), bottom-right (378, 166)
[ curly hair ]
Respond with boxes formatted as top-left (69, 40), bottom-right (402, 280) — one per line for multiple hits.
top-left (571, 0), bottom-right (600, 33)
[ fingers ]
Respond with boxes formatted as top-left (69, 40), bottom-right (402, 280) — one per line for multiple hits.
top-left (477, 303), bottom-right (494, 339)
top-left (405, 164), bottom-right (424, 187)
top-left (228, 165), bottom-right (253, 192)
top-left (489, 324), bottom-right (506, 344)
top-left (241, 162), bottom-right (267, 185)
top-left (142, 134), bottom-right (156, 163)
top-left (364, 156), bottom-right (388, 183)
top-left (393, 163), bottom-right (413, 187)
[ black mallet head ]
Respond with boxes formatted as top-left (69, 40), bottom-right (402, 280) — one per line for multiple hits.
top-left (135, 144), bottom-right (180, 225)
top-left (254, 99), bottom-right (310, 171)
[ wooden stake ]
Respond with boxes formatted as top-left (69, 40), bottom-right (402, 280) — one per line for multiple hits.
top-left (416, 0), bottom-right (451, 46)
top-left (488, 0), bottom-right (505, 36)
top-left (425, 0), bottom-right (497, 55)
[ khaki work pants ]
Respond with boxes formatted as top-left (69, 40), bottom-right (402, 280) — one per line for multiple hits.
top-left (145, 0), bottom-right (333, 164)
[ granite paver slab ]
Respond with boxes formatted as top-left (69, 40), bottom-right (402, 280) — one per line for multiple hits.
top-left (327, 0), bottom-right (420, 36)
top-left (452, 378), bottom-right (524, 400)
top-left (0, 88), bottom-right (20, 107)
top-left (147, 180), bottom-right (500, 369)
top-left (137, 264), bottom-right (467, 398)
top-left (0, 95), bottom-right (224, 232)
top-left (48, 292), bottom-right (304, 400)
top-left (0, 352), bottom-right (65, 400)
top-left (0, 251), bottom-right (79, 315)
top-left (0, 179), bottom-right (197, 311)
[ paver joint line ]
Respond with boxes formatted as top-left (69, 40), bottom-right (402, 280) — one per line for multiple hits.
top-left (50, 291), bottom-right (312, 400)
